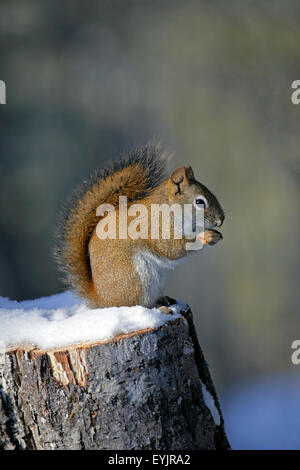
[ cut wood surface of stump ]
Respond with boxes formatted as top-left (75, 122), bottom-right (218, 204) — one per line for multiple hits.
top-left (0, 303), bottom-right (230, 450)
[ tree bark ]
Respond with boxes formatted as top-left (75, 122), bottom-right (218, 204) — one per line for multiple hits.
top-left (0, 303), bottom-right (230, 450)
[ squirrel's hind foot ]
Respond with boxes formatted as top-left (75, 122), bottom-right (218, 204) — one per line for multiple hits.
top-left (157, 305), bottom-right (173, 315)
top-left (155, 295), bottom-right (177, 315)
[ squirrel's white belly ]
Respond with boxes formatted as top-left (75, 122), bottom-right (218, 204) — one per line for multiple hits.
top-left (133, 250), bottom-right (184, 308)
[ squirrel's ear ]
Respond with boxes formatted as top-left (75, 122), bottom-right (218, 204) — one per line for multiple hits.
top-left (169, 166), bottom-right (194, 195)
top-left (185, 166), bottom-right (195, 180)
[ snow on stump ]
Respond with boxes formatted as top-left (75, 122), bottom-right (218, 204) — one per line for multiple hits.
top-left (0, 293), bottom-right (230, 450)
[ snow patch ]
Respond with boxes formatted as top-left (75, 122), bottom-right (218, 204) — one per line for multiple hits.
top-left (0, 291), bottom-right (181, 351)
top-left (200, 380), bottom-right (221, 426)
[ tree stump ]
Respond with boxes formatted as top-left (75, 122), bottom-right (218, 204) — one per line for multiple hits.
top-left (0, 303), bottom-right (230, 450)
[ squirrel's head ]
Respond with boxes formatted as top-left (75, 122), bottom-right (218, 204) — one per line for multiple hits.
top-left (167, 165), bottom-right (225, 230)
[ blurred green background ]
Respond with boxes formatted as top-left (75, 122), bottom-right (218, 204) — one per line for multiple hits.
top-left (0, 0), bottom-right (299, 448)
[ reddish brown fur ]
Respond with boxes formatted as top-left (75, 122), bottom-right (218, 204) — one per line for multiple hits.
top-left (55, 145), bottom-right (224, 308)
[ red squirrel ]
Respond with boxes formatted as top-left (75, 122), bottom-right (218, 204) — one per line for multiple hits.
top-left (55, 143), bottom-right (224, 309)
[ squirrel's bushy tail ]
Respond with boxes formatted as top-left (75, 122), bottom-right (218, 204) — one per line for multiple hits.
top-left (54, 143), bottom-right (170, 300)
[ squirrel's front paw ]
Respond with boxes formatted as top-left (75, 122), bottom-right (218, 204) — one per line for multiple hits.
top-left (198, 229), bottom-right (223, 246)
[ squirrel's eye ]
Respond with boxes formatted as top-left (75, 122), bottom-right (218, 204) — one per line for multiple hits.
top-left (195, 196), bottom-right (208, 208)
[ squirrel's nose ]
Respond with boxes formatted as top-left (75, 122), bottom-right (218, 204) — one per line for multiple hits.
top-left (215, 216), bottom-right (224, 227)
